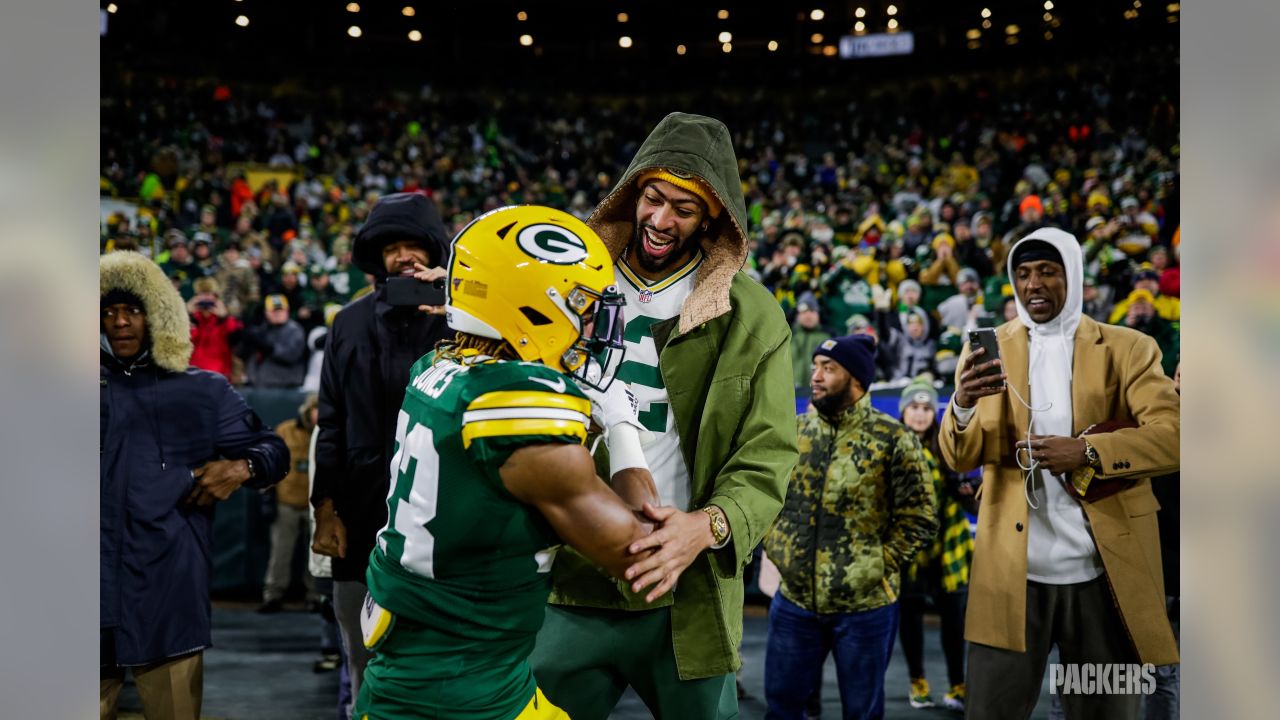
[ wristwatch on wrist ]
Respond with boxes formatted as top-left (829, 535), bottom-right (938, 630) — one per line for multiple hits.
top-left (1082, 439), bottom-right (1100, 469)
top-left (244, 456), bottom-right (257, 483)
top-left (701, 505), bottom-right (730, 549)
top-left (1069, 439), bottom-right (1100, 497)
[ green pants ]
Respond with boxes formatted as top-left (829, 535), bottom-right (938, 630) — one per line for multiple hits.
top-left (530, 605), bottom-right (738, 720)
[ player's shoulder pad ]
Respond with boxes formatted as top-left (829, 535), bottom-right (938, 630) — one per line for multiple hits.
top-left (460, 361), bottom-right (591, 449)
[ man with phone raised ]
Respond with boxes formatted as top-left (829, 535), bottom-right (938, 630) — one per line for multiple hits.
top-left (940, 228), bottom-right (1179, 720)
top-left (309, 192), bottom-right (452, 716)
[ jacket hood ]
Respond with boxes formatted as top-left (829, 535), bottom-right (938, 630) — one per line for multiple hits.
top-left (588, 112), bottom-right (748, 334)
top-left (100, 251), bottom-right (192, 373)
top-left (1006, 227), bottom-right (1083, 338)
top-left (353, 192), bottom-right (450, 278)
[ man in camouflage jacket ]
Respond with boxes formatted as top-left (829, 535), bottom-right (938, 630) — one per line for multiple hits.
top-left (764, 334), bottom-right (937, 720)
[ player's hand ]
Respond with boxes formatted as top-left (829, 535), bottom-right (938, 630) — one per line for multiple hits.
top-left (610, 467), bottom-right (660, 511)
top-left (581, 377), bottom-right (643, 435)
top-left (312, 500), bottom-right (348, 558)
top-left (624, 503), bottom-right (717, 603)
top-left (185, 459), bottom-right (251, 507)
top-left (1015, 434), bottom-right (1089, 475)
top-left (413, 261), bottom-right (447, 316)
top-left (952, 346), bottom-right (1006, 409)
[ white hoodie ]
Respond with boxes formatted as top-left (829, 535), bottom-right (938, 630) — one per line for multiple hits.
top-left (1007, 228), bottom-right (1104, 584)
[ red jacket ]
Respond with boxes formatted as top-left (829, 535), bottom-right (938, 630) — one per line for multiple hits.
top-left (190, 312), bottom-right (243, 379)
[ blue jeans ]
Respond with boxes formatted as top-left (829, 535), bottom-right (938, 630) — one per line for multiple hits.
top-left (765, 593), bottom-right (899, 720)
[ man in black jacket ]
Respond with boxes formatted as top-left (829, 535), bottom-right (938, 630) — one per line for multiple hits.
top-left (308, 192), bottom-right (451, 714)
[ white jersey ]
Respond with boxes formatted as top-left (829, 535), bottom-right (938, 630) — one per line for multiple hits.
top-left (614, 251), bottom-right (702, 511)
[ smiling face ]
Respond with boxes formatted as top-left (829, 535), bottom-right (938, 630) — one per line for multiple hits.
top-left (1014, 259), bottom-right (1068, 323)
top-left (631, 179), bottom-right (708, 280)
top-left (102, 302), bottom-right (147, 360)
top-left (382, 239), bottom-right (432, 277)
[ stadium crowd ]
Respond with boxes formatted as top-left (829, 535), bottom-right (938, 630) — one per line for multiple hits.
top-left (101, 49), bottom-right (1179, 393)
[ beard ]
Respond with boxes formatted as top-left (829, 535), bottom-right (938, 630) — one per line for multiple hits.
top-left (629, 222), bottom-right (704, 276)
top-left (810, 377), bottom-right (853, 417)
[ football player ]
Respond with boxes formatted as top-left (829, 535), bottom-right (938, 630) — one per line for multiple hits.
top-left (353, 205), bottom-right (659, 720)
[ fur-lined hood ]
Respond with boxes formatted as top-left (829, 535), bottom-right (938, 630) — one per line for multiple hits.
top-left (100, 251), bottom-right (192, 373)
top-left (588, 112), bottom-right (748, 335)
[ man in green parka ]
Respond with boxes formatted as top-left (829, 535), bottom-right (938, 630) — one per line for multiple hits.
top-left (531, 112), bottom-right (800, 719)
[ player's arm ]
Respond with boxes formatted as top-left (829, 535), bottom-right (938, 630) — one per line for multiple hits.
top-left (500, 442), bottom-right (657, 582)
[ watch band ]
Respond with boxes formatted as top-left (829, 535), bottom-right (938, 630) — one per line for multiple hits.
top-left (701, 506), bottom-right (730, 549)
top-left (244, 455), bottom-right (257, 483)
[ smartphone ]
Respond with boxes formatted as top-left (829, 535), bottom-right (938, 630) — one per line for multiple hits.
top-left (968, 328), bottom-right (1002, 379)
top-left (385, 276), bottom-right (447, 307)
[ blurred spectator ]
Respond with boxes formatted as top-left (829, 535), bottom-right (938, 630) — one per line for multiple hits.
top-left (191, 232), bottom-right (216, 274)
top-left (954, 219), bottom-right (995, 280)
top-left (790, 294), bottom-right (831, 390)
top-left (919, 233), bottom-right (960, 288)
top-left (1149, 243), bottom-right (1180, 298)
top-left (187, 277), bottom-right (243, 381)
top-left (213, 241), bottom-right (260, 318)
top-left (159, 230), bottom-right (206, 300)
top-left (242, 294), bottom-right (307, 388)
top-left (896, 279), bottom-right (929, 337)
top-left (276, 261), bottom-right (310, 326)
top-left (1116, 289), bottom-right (1180, 378)
top-left (260, 395), bottom-right (321, 614)
top-left (100, 251), bottom-right (287, 720)
top-left (1109, 266), bottom-right (1180, 324)
top-left (896, 379), bottom-right (976, 712)
top-left (1081, 274), bottom-right (1111, 323)
top-left (937, 267), bottom-right (987, 332)
top-left (324, 236), bottom-right (368, 302)
top-left (302, 304), bottom-right (342, 393)
top-left (895, 309), bottom-right (936, 382)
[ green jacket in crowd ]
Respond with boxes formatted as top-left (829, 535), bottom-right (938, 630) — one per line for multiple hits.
top-left (765, 393), bottom-right (937, 613)
top-left (790, 324), bottom-right (831, 389)
top-left (548, 112), bottom-right (799, 680)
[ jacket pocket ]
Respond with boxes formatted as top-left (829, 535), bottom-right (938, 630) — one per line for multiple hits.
top-left (1121, 486), bottom-right (1161, 517)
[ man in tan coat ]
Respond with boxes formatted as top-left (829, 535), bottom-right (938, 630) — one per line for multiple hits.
top-left (940, 228), bottom-right (1179, 719)
top-left (259, 394), bottom-right (320, 613)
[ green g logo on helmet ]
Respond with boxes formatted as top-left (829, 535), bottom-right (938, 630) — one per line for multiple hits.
top-left (516, 224), bottom-right (589, 265)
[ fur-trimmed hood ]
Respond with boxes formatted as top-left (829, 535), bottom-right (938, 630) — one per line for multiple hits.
top-left (587, 112), bottom-right (748, 335)
top-left (100, 251), bottom-right (192, 373)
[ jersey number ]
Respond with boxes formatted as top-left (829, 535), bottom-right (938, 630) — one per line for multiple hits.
top-left (382, 410), bottom-right (440, 578)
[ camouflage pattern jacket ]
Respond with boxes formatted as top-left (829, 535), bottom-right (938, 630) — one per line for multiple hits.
top-left (765, 393), bottom-right (937, 613)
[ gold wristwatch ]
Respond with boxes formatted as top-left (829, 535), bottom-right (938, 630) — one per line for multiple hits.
top-left (701, 506), bottom-right (730, 549)
top-left (1069, 438), bottom-right (1101, 497)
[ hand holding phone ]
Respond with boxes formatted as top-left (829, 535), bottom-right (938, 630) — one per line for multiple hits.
top-left (385, 275), bottom-right (447, 308)
top-left (954, 328), bottom-right (1006, 408)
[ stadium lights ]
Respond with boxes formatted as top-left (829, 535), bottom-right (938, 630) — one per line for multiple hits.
top-left (1134, 0), bottom-right (1142, 7)
top-left (855, 21), bottom-right (866, 32)
top-left (719, 31), bottom-right (732, 43)
top-left (519, 33), bottom-right (533, 46)
top-left (235, 14), bottom-right (249, 27)
top-left (107, 3), bottom-right (118, 13)
top-left (982, 19), bottom-right (992, 29)
top-left (348, 25), bottom-right (362, 37)
top-left (1044, 0), bottom-right (1054, 8)
top-left (1045, 30), bottom-right (1053, 39)
top-left (968, 40), bottom-right (981, 49)
top-left (887, 5), bottom-right (898, 16)
top-left (346, 3), bottom-right (360, 13)
top-left (617, 12), bottom-right (629, 22)
top-left (810, 9), bottom-right (825, 21)
top-left (408, 29), bottom-right (422, 41)
top-left (718, 9), bottom-right (729, 20)
top-left (768, 40), bottom-right (779, 51)
top-left (1005, 24), bottom-right (1019, 34)
top-left (1044, 12), bottom-right (1052, 22)
top-left (888, 18), bottom-right (899, 30)
top-left (1166, 2), bottom-right (1179, 11)
top-left (722, 42), bottom-right (732, 52)
top-left (677, 43), bottom-right (687, 54)
top-left (517, 11), bottom-right (527, 21)
top-left (619, 36), bottom-right (632, 48)
top-left (823, 45), bottom-right (837, 56)
top-left (402, 6), bottom-right (415, 17)
top-left (810, 33), bottom-right (824, 43)
top-left (981, 7), bottom-right (992, 18)
top-left (966, 28), bottom-right (981, 39)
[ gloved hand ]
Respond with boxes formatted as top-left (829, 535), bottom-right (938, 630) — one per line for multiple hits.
top-left (581, 377), bottom-right (644, 436)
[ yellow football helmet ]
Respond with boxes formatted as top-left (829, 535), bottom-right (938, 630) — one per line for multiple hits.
top-left (446, 205), bottom-right (626, 390)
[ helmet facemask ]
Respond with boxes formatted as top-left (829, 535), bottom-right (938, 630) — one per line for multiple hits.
top-left (556, 284), bottom-right (626, 392)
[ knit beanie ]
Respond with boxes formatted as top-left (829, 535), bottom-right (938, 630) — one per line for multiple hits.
top-left (635, 168), bottom-right (723, 218)
top-left (813, 334), bottom-right (877, 391)
top-left (898, 376), bottom-right (939, 415)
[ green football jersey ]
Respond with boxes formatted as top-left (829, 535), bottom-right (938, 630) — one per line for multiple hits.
top-left (363, 352), bottom-right (591, 718)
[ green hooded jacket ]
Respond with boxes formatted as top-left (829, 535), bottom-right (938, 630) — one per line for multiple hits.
top-left (547, 112), bottom-right (799, 680)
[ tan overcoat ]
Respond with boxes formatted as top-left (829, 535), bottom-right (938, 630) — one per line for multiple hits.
top-left (940, 314), bottom-right (1180, 665)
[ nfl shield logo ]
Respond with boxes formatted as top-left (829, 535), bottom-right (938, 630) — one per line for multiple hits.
top-left (638, 290), bottom-right (653, 304)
